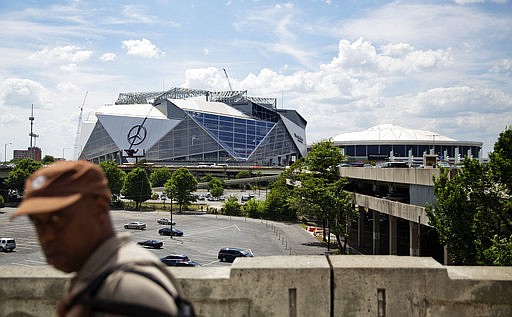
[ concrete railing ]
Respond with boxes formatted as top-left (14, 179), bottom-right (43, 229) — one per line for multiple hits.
top-left (1, 256), bottom-right (511, 317)
top-left (339, 167), bottom-right (443, 186)
top-left (353, 192), bottom-right (430, 225)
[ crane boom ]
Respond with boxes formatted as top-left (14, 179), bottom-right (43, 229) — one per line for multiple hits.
top-left (73, 92), bottom-right (88, 159)
top-left (223, 68), bottom-right (233, 91)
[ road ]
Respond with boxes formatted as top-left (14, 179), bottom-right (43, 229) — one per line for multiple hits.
top-left (0, 206), bottom-right (327, 268)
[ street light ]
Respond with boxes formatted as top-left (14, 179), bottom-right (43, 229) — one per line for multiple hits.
top-left (4, 142), bottom-right (12, 163)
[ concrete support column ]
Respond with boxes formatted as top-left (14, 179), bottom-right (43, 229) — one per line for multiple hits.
top-left (409, 221), bottom-right (420, 256)
top-left (357, 211), bottom-right (364, 248)
top-left (372, 210), bottom-right (380, 255)
top-left (389, 215), bottom-right (397, 255)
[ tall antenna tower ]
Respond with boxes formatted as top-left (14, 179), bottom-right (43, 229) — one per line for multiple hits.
top-left (28, 104), bottom-right (40, 159)
top-left (29, 104), bottom-right (34, 149)
top-left (73, 92), bottom-right (88, 160)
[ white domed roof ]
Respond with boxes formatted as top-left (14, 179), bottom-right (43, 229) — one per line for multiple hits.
top-left (333, 124), bottom-right (456, 143)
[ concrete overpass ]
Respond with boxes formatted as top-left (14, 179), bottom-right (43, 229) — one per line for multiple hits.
top-left (339, 166), bottom-right (448, 263)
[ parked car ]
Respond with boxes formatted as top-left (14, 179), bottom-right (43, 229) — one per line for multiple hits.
top-left (218, 247), bottom-right (254, 263)
top-left (241, 195), bottom-right (251, 202)
top-left (171, 261), bottom-right (202, 267)
top-left (137, 239), bottom-right (163, 249)
top-left (124, 222), bottom-right (146, 230)
top-left (157, 218), bottom-right (176, 225)
top-left (158, 227), bottom-right (183, 236)
top-left (0, 238), bottom-right (16, 252)
top-left (162, 260), bottom-right (201, 267)
top-left (160, 254), bottom-right (190, 266)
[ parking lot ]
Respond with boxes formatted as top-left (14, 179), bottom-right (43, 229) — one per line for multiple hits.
top-left (0, 206), bottom-right (327, 268)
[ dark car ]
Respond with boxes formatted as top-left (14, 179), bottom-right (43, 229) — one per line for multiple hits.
top-left (137, 239), bottom-right (163, 249)
top-left (158, 227), bottom-right (183, 236)
top-left (218, 247), bottom-right (254, 263)
top-left (160, 254), bottom-right (190, 266)
top-left (163, 260), bottom-right (202, 267)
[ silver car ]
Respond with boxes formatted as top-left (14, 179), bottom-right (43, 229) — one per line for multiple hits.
top-left (124, 222), bottom-right (146, 230)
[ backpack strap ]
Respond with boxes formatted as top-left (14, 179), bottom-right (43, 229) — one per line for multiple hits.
top-left (68, 262), bottom-right (195, 317)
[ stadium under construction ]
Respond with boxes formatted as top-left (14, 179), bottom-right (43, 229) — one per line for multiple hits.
top-left (78, 88), bottom-right (307, 166)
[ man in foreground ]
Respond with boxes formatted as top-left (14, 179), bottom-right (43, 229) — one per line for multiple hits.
top-left (11, 160), bottom-right (193, 317)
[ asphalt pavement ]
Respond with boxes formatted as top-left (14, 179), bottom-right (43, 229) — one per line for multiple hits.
top-left (0, 206), bottom-right (327, 268)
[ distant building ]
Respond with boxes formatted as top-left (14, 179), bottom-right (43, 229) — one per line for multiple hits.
top-left (13, 147), bottom-right (42, 161)
top-left (78, 88), bottom-right (307, 166)
top-left (332, 124), bottom-right (482, 162)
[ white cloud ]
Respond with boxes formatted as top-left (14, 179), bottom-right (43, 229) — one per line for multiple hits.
top-left (490, 59), bottom-right (512, 73)
top-left (56, 82), bottom-right (79, 93)
top-left (203, 48), bottom-right (209, 55)
top-left (29, 45), bottom-right (93, 64)
top-left (404, 86), bottom-right (512, 116)
top-left (122, 38), bottom-right (164, 58)
top-left (0, 78), bottom-right (52, 110)
top-left (453, 0), bottom-right (508, 4)
top-left (182, 67), bottom-right (229, 90)
top-left (122, 5), bottom-right (155, 23)
top-left (99, 53), bottom-right (117, 61)
top-left (59, 63), bottom-right (78, 72)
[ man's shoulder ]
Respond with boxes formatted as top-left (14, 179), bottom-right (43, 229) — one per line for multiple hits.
top-left (98, 263), bottom-right (180, 315)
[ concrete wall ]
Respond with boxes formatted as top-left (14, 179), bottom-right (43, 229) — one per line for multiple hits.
top-left (353, 192), bottom-right (430, 225)
top-left (1, 256), bottom-right (511, 317)
top-left (339, 167), bottom-right (442, 186)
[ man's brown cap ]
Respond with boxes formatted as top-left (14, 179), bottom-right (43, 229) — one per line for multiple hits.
top-left (11, 160), bottom-right (111, 219)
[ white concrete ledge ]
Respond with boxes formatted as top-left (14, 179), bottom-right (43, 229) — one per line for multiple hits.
top-left (1, 256), bottom-right (511, 317)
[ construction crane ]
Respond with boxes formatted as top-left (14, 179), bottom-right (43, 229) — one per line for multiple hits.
top-left (73, 92), bottom-right (88, 160)
top-left (223, 68), bottom-right (233, 91)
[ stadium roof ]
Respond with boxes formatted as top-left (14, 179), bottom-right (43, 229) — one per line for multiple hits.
top-left (169, 98), bottom-right (250, 119)
top-left (95, 104), bottom-right (167, 119)
top-left (332, 124), bottom-right (483, 146)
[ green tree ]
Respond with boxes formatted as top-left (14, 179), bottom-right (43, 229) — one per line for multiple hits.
top-left (208, 177), bottom-right (224, 199)
top-left (149, 167), bottom-right (172, 187)
top-left (235, 170), bottom-right (252, 179)
top-left (99, 160), bottom-right (126, 201)
top-left (122, 167), bottom-right (152, 210)
top-left (327, 179), bottom-right (357, 254)
top-left (426, 146), bottom-right (512, 265)
top-left (263, 159), bottom-right (306, 221)
top-left (243, 198), bottom-right (265, 218)
top-left (210, 184), bottom-right (224, 200)
top-left (6, 158), bottom-right (43, 194)
top-left (291, 139), bottom-right (349, 249)
top-left (303, 139), bottom-right (344, 182)
top-left (41, 155), bottom-right (55, 165)
top-left (236, 170), bottom-right (252, 190)
top-left (224, 195), bottom-right (242, 216)
top-left (165, 168), bottom-right (197, 213)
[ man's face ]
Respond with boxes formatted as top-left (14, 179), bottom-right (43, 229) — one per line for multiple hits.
top-left (29, 196), bottom-right (103, 273)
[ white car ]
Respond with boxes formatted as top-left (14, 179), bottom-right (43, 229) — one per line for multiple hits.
top-left (157, 218), bottom-right (176, 225)
top-left (124, 222), bottom-right (146, 230)
top-left (0, 238), bottom-right (16, 252)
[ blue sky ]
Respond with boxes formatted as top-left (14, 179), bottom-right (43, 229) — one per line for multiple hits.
top-left (0, 0), bottom-right (511, 159)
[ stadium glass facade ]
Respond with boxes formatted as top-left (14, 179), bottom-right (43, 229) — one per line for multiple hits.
top-left (79, 88), bottom-right (307, 166)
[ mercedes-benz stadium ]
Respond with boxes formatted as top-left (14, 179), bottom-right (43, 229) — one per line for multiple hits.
top-left (77, 88), bottom-right (307, 166)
